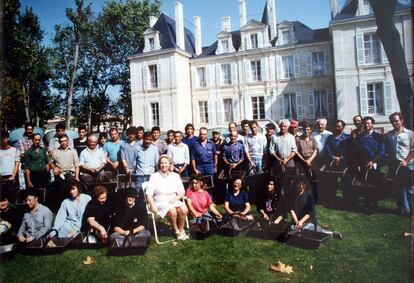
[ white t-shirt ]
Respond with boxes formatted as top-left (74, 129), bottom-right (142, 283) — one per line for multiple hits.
top-left (0, 147), bottom-right (20, 176)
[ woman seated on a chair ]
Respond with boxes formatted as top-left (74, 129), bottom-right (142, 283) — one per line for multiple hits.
top-left (290, 179), bottom-right (342, 239)
top-left (257, 180), bottom-right (283, 224)
top-left (82, 185), bottom-right (113, 243)
top-left (185, 176), bottom-right (222, 222)
top-left (224, 178), bottom-right (253, 219)
top-left (146, 155), bottom-right (189, 241)
top-left (53, 179), bottom-right (91, 238)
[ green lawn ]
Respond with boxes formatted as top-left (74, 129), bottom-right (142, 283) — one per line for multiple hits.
top-left (1, 203), bottom-right (413, 283)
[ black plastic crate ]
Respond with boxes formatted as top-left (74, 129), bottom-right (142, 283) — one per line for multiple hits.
top-left (285, 229), bottom-right (331, 250)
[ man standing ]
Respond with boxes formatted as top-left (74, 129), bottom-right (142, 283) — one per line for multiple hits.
top-left (0, 132), bottom-right (20, 203)
top-left (224, 122), bottom-right (243, 144)
top-left (151, 126), bottom-right (168, 155)
top-left (384, 112), bottom-right (414, 215)
top-left (18, 122), bottom-right (43, 156)
top-left (167, 131), bottom-right (190, 177)
top-left (183, 123), bottom-right (198, 150)
top-left (136, 126), bottom-right (145, 145)
top-left (23, 133), bottom-right (50, 189)
top-left (103, 128), bottom-right (124, 174)
top-left (263, 123), bottom-right (277, 175)
top-left (311, 118), bottom-right (332, 167)
top-left (120, 127), bottom-right (139, 175)
top-left (135, 131), bottom-right (159, 194)
top-left (222, 130), bottom-right (245, 175)
top-left (350, 115), bottom-right (363, 139)
top-left (48, 123), bottom-right (73, 154)
top-left (191, 127), bottom-right (217, 177)
top-left (79, 135), bottom-right (107, 182)
top-left (17, 189), bottom-right (53, 243)
top-left (245, 120), bottom-right (267, 175)
top-left (73, 125), bottom-right (88, 156)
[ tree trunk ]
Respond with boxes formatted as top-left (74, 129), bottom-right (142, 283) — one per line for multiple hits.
top-left (66, 41), bottom-right (79, 128)
top-left (370, 0), bottom-right (414, 128)
top-left (0, 0), bottom-right (4, 130)
top-left (22, 82), bottom-right (30, 122)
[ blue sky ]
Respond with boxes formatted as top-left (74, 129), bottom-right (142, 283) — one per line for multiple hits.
top-left (20, 0), bottom-right (342, 47)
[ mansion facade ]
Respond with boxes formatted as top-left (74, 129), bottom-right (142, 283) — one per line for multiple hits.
top-left (129, 0), bottom-right (412, 132)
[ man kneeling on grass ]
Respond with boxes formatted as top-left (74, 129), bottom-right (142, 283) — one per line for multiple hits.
top-left (185, 176), bottom-right (222, 222)
top-left (110, 188), bottom-right (150, 242)
top-left (290, 179), bottom-right (342, 239)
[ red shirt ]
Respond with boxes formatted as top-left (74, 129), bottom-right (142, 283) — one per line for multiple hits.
top-left (185, 188), bottom-right (212, 216)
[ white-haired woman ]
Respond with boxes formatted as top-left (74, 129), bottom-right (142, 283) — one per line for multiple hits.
top-left (146, 155), bottom-right (189, 240)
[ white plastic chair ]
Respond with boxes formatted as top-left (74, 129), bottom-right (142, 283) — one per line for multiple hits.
top-left (142, 181), bottom-right (190, 244)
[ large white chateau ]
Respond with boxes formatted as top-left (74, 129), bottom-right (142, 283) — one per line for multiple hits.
top-left (129, 0), bottom-right (412, 132)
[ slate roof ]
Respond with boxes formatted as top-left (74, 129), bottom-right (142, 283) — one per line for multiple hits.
top-left (333, 0), bottom-right (411, 21)
top-left (198, 31), bottom-right (241, 58)
top-left (136, 12), bottom-right (195, 55)
top-left (278, 21), bottom-right (330, 44)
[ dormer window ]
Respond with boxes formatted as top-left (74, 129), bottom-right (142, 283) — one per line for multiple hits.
top-left (282, 30), bottom-right (290, 45)
top-left (222, 40), bottom-right (229, 53)
top-left (149, 37), bottom-right (155, 51)
top-left (250, 33), bottom-right (258, 49)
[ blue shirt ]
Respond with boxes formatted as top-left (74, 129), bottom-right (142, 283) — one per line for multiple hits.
top-left (183, 135), bottom-right (199, 151)
top-left (222, 142), bottom-right (245, 164)
top-left (355, 131), bottom-right (385, 166)
top-left (325, 132), bottom-right (351, 162)
top-left (135, 144), bottom-right (159, 176)
top-left (225, 191), bottom-right (249, 212)
top-left (191, 140), bottom-right (216, 165)
top-left (120, 141), bottom-right (140, 170)
top-left (103, 140), bottom-right (124, 162)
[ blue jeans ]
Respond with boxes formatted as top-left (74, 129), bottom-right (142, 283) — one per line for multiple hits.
top-left (175, 163), bottom-right (188, 177)
top-left (248, 156), bottom-right (263, 176)
top-left (196, 163), bottom-right (215, 177)
top-left (135, 175), bottom-right (150, 195)
top-left (402, 186), bottom-right (414, 212)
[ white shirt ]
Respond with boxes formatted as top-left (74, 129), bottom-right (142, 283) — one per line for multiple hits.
top-left (245, 133), bottom-right (267, 158)
top-left (79, 147), bottom-right (106, 169)
top-left (311, 130), bottom-right (333, 153)
top-left (167, 142), bottom-right (190, 165)
top-left (0, 147), bottom-right (20, 176)
top-left (269, 132), bottom-right (298, 159)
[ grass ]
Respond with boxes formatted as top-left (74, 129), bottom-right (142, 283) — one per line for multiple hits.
top-left (1, 201), bottom-right (413, 283)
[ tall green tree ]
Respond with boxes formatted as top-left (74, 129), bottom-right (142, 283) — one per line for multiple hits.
top-left (97, 0), bottom-right (161, 129)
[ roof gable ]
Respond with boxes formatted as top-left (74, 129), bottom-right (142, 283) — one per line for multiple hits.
top-left (240, 19), bottom-right (267, 31)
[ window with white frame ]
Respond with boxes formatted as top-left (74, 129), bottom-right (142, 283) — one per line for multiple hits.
top-left (197, 67), bottom-right (206, 87)
top-left (151, 102), bottom-right (160, 126)
top-left (250, 60), bottom-right (261, 81)
top-left (251, 96), bottom-right (265, 119)
top-left (199, 101), bottom-right (209, 124)
top-left (364, 33), bottom-right (381, 64)
top-left (221, 64), bottom-right (232, 85)
top-left (250, 33), bottom-right (258, 49)
top-left (282, 56), bottom-right (294, 78)
top-left (148, 64), bottom-right (158, 88)
top-left (149, 37), bottom-right (155, 51)
top-left (312, 52), bottom-right (325, 76)
top-left (367, 82), bottom-right (384, 114)
top-left (222, 40), bottom-right (229, 53)
top-left (223, 98), bottom-right (233, 122)
top-left (282, 30), bottom-right (290, 45)
top-left (283, 93), bottom-right (297, 119)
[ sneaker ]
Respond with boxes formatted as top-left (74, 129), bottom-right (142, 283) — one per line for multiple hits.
top-left (333, 231), bottom-right (343, 240)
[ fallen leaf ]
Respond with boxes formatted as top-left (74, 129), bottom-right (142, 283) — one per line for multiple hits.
top-left (269, 261), bottom-right (294, 274)
top-left (83, 256), bottom-right (94, 265)
top-left (310, 265), bottom-right (313, 270)
top-left (46, 240), bottom-right (56, 248)
top-left (403, 232), bottom-right (413, 238)
top-left (320, 223), bottom-right (330, 229)
top-left (172, 241), bottom-right (178, 246)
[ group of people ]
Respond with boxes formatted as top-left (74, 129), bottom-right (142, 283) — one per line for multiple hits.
top-left (0, 111), bottom-right (412, 246)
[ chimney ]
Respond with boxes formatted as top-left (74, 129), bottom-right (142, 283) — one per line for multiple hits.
top-left (221, 16), bottom-right (231, 32)
top-left (194, 16), bottom-right (202, 56)
top-left (330, 0), bottom-right (338, 20)
top-left (149, 16), bottom-right (157, 28)
top-left (266, 0), bottom-right (277, 40)
top-left (239, 0), bottom-right (247, 28)
top-left (174, 2), bottom-right (185, 50)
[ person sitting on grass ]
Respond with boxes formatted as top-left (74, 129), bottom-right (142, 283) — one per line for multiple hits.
top-left (53, 180), bottom-right (91, 238)
top-left (290, 179), bottom-right (342, 239)
top-left (146, 155), bottom-right (189, 240)
top-left (224, 178), bottom-right (253, 220)
top-left (110, 188), bottom-right (150, 242)
top-left (257, 180), bottom-right (284, 224)
top-left (82, 185), bottom-right (113, 243)
top-left (17, 189), bottom-right (53, 243)
top-left (0, 189), bottom-right (20, 245)
top-left (185, 176), bottom-right (222, 222)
